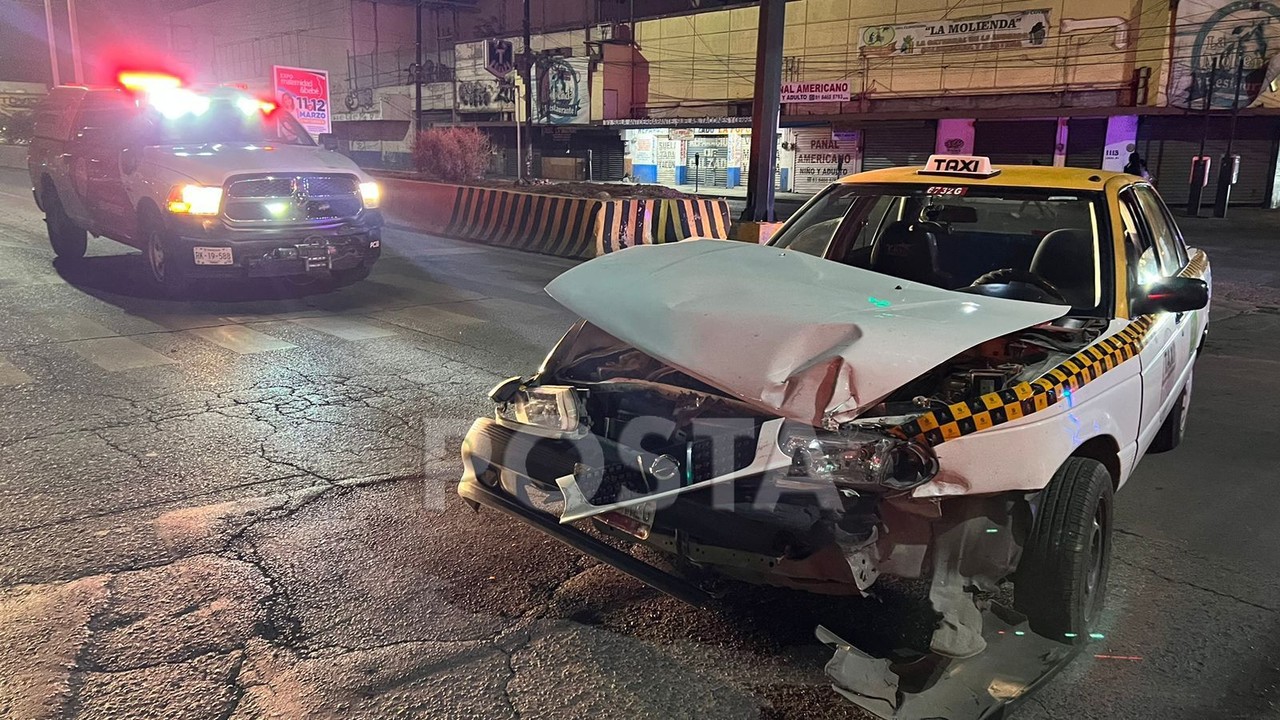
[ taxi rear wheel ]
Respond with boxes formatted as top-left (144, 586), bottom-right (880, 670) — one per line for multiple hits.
top-left (44, 187), bottom-right (87, 260)
top-left (1014, 457), bottom-right (1113, 640)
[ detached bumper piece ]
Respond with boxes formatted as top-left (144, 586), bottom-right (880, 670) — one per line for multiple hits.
top-left (817, 605), bottom-right (1078, 720)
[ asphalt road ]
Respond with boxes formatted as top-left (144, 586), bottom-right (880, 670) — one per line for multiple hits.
top-left (0, 166), bottom-right (1276, 720)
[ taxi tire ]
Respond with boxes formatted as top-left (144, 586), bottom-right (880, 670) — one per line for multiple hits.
top-left (1014, 457), bottom-right (1113, 640)
top-left (141, 214), bottom-right (186, 298)
top-left (44, 188), bottom-right (87, 261)
top-left (1148, 374), bottom-right (1191, 454)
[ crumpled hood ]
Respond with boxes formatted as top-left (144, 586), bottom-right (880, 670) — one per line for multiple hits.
top-left (142, 143), bottom-right (369, 185)
top-left (545, 240), bottom-right (1069, 426)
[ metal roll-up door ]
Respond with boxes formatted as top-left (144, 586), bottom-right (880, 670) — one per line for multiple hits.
top-left (1140, 116), bottom-right (1278, 206)
top-left (688, 136), bottom-right (728, 187)
top-left (791, 126), bottom-right (859, 194)
top-left (861, 121), bottom-right (936, 171)
top-left (1066, 118), bottom-right (1107, 169)
top-left (974, 119), bottom-right (1057, 166)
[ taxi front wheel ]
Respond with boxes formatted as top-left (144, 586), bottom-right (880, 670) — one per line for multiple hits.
top-left (1014, 457), bottom-right (1114, 640)
top-left (44, 188), bottom-right (87, 261)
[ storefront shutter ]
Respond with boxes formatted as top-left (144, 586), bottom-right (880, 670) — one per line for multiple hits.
top-left (1139, 116), bottom-right (1278, 206)
top-left (973, 119), bottom-right (1057, 166)
top-left (860, 121), bottom-right (936, 172)
top-left (1065, 118), bottom-right (1107, 169)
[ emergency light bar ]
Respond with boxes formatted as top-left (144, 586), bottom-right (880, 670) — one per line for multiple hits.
top-left (117, 71), bottom-right (182, 93)
top-left (919, 154), bottom-right (1001, 178)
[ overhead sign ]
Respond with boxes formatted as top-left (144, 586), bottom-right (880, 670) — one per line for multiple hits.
top-left (781, 81), bottom-right (851, 103)
top-left (486, 39), bottom-right (515, 79)
top-left (272, 65), bottom-right (331, 137)
top-left (859, 9), bottom-right (1050, 56)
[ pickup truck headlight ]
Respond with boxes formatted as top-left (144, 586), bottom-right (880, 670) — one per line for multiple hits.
top-left (166, 184), bottom-right (223, 215)
top-left (494, 384), bottom-right (581, 433)
top-left (359, 181), bottom-right (381, 209)
top-left (779, 423), bottom-right (938, 492)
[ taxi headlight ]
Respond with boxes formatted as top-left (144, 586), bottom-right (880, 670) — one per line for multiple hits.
top-left (167, 184), bottom-right (223, 215)
top-left (359, 181), bottom-right (381, 209)
top-left (495, 385), bottom-right (580, 433)
top-left (779, 422), bottom-right (938, 492)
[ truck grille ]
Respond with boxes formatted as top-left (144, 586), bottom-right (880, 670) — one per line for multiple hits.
top-left (223, 174), bottom-right (362, 222)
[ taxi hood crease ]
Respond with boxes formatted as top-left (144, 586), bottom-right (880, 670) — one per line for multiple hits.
top-left (544, 240), bottom-right (1070, 426)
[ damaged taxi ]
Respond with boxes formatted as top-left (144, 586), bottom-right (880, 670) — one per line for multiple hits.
top-left (458, 155), bottom-right (1210, 662)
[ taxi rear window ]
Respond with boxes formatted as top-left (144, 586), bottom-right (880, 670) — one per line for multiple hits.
top-left (770, 183), bottom-right (1113, 316)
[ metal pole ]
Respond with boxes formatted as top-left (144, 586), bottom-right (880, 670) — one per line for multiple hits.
top-left (740, 0), bottom-right (786, 223)
top-left (522, 0), bottom-right (533, 179)
top-left (1188, 59), bottom-right (1216, 216)
top-left (66, 0), bottom-right (83, 83)
top-left (515, 83), bottom-right (523, 181)
top-left (43, 0), bottom-right (60, 86)
top-left (1214, 47), bottom-right (1246, 218)
top-left (414, 1), bottom-right (423, 136)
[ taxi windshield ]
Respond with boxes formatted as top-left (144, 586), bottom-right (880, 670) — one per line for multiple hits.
top-left (770, 183), bottom-right (1110, 314)
top-left (146, 100), bottom-right (315, 147)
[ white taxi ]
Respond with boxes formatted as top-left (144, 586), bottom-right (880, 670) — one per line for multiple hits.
top-left (457, 155), bottom-right (1210, 664)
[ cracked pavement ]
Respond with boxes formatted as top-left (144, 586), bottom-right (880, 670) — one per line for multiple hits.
top-left (1, 167), bottom-right (1278, 719)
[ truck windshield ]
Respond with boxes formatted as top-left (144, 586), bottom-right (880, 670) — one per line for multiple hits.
top-left (149, 101), bottom-right (316, 147)
top-left (770, 183), bottom-right (1111, 315)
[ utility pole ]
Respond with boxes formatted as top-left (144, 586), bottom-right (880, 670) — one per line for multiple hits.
top-left (43, 0), bottom-right (60, 86)
top-left (66, 0), bottom-right (83, 84)
top-left (1187, 59), bottom-right (1216, 217)
top-left (414, 1), bottom-right (423, 136)
top-left (740, 0), bottom-right (786, 223)
top-left (521, 0), bottom-right (533, 180)
top-left (1214, 45), bottom-right (1246, 218)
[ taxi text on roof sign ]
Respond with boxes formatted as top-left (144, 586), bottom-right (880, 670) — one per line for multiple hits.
top-left (920, 154), bottom-right (1001, 178)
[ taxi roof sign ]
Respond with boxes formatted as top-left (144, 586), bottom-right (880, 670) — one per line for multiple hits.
top-left (920, 154), bottom-right (1001, 178)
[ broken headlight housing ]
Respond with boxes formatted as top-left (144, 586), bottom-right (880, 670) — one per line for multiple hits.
top-left (491, 379), bottom-right (582, 435)
top-left (779, 422), bottom-right (939, 492)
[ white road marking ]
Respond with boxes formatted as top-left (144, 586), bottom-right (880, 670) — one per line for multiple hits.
top-left (44, 316), bottom-right (119, 342)
top-left (290, 316), bottom-right (397, 341)
top-left (0, 355), bottom-right (33, 386)
top-left (67, 337), bottom-right (178, 372)
top-left (188, 325), bottom-right (297, 354)
top-left (372, 305), bottom-right (488, 334)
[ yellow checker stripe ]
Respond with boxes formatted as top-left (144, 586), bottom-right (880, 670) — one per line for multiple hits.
top-left (887, 249), bottom-right (1207, 448)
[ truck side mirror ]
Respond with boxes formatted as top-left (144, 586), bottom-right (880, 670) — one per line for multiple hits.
top-left (1131, 276), bottom-right (1208, 316)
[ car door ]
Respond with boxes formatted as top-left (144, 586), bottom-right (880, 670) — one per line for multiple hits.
top-left (1121, 186), bottom-right (1191, 453)
top-left (71, 96), bottom-right (141, 242)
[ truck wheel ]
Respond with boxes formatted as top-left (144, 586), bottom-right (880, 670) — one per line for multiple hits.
top-left (332, 264), bottom-right (371, 286)
top-left (142, 217), bottom-right (186, 297)
top-left (1014, 457), bottom-right (1113, 639)
top-left (44, 187), bottom-right (87, 260)
top-left (1148, 373), bottom-right (1192, 453)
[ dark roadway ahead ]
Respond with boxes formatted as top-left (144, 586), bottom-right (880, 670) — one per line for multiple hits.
top-left (0, 166), bottom-right (1276, 719)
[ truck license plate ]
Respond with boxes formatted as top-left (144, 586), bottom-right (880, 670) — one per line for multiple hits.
top-left (193, 247), bottom-right (233, 266)
top-left (598, 500), bottom-right (656, 540)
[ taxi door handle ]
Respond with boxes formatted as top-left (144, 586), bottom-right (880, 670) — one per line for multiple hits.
top-left (1175, 311), bottom-right (1186, 324)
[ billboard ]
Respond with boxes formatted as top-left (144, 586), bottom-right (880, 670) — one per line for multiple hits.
top-left (534, 56), bottom-right (590, 125)
top-left (272, 65), bottom-right (331, 137)
top-left (1167, 0), bottom-right (1280, 109)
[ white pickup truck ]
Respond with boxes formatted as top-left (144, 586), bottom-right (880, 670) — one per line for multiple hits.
top-left (28, 78), bottom-right (383, 295)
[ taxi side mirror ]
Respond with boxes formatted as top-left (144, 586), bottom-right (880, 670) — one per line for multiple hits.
top-left (1131, 277), bottom-right (1208, 316)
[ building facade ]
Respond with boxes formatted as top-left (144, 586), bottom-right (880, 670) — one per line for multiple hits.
top-left (158, 0), bottom-right (1280, 205)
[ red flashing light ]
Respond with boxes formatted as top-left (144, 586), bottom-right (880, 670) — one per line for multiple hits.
top-left (118, 71), bottom-right (182, 93)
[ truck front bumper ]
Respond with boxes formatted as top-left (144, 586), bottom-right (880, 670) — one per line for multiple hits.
top-left (167, 212), bottom-right (383, 279)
